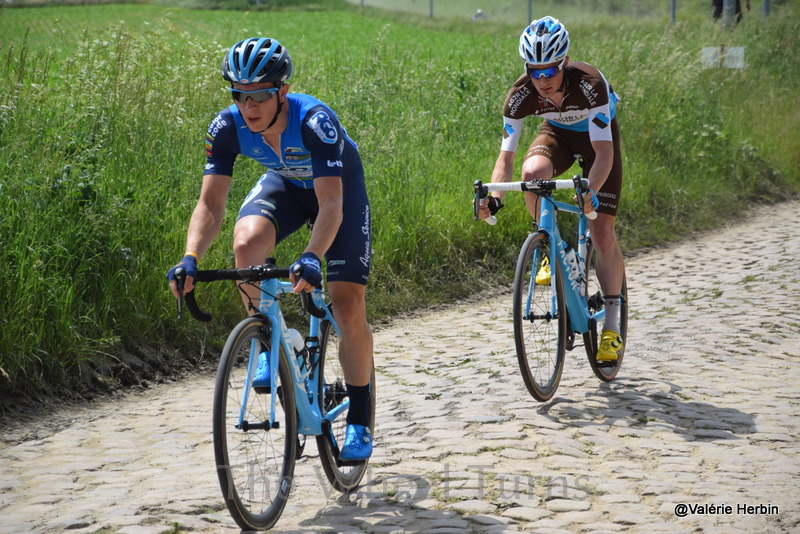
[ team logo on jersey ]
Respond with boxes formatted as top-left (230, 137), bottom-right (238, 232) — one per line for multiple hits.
top-left (592, 112), bottom-right (610, 129)
top-left (206, 116), bottom-right (227, 157)
top-left (508, 86), bottom-right (531, 117)
top-left (207, 115), bottom-right (227, 137)
top-left (307, 111), bottom-right (339, 144)
top-left (579, 80), bottom-right (598, 107)
top-left (251, 147), bottom-right (264, 156)
top-left (285, 147), bottom-right (311, 161)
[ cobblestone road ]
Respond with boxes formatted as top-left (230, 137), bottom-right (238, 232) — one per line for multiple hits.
top-left (2, 202), bottom-right (799, 534)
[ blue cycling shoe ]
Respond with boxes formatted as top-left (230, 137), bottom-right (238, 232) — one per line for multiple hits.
top-left (252, 351), bottom-right (270, 392)
top-left (339, 424), bottom-right (373, 461)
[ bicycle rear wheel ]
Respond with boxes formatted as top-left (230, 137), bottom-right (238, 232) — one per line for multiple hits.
top-left (513, 232), bottom-right (567, 402)
top-left (316, 317), bottom-right (375, 492)
top-left (213, 317), bottom-right (297, 531)
top-left (583, 240), bottom-right (628, 381)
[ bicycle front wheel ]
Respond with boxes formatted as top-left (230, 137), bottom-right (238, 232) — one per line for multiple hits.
top-left (316, 317), bottom-right (375, 492)
top-left (583, 240), bottom-right (628, 381)
top-left (513, 232), bottom-right (567, 402)
top-left (212, 317), bottom-right (297, 531)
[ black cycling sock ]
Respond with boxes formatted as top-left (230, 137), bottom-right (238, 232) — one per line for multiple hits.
top-left (345, 383), bottom-right (371, 427)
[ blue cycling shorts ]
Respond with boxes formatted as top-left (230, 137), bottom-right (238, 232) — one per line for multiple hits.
top-left (238, 170), bottom-right (371, 285)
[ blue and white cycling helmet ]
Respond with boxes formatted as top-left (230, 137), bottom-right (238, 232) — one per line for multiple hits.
top-left (519, 16), bottom-right (570, 66)
top-left (221, 37), bottom-right (293, 85)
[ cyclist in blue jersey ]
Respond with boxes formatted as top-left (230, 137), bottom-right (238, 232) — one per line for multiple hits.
top-left (476, 17), bottom-right (626, 362)
top-left (167, 37), bottom-right (373, 461)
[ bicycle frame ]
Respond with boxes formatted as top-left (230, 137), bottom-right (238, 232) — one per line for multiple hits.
top-left (474, 177), bottom-right (602, 335)
top-left (535, 196), bottom-right (604, 335)
top-left (245, 279), bottom-right (343, 436)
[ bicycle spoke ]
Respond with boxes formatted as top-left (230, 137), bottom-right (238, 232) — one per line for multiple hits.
top-left (513, 233), bottom-right (566, 402)
top-left (315, 319), bottom-right (374, 492)
top-left (213, 318), bottom-right (297, 531)
top-left (583, 241), bottom-right (627, 381)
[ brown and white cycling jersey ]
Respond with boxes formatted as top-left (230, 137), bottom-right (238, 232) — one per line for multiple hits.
top-left (500, 61), bottom-right (620, 152)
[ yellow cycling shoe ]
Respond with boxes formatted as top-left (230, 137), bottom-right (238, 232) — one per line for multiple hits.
top-left (535, 256), bottom-right (551, 285)
top-left (596, 330), bottom-right (623, 362)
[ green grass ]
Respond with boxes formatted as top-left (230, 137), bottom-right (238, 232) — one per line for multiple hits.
top-left (346, 0), bottom-right (716, 25)
top-left (0, 1), bottom-right (798, 399)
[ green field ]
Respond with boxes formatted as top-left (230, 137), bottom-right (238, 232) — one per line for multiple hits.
top-left (347, 0), bottom-right (715, 24)
top-left (1, 1), bottom-right (798, 402)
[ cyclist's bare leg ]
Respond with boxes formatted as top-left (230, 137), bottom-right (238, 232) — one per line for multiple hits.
top-left (233, 215), bottom-right (277, 314)
top-left (523, 153), bottom-right (624, 325)
top-left (589, 213), bottom-right (623, 296)
top-left (328, 281), bottom-right (373, 387)
top-left (521, 154), bottom-right (553, 220)
top-left (589, 213), bottom-right (624, 334)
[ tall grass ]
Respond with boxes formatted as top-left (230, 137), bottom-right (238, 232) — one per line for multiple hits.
top-left (0, 3), bottom-right (797, 398)
top-left (347, 0), bottom-right (716, 24)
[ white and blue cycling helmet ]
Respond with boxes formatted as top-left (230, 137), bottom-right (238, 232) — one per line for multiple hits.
top-left (221, 37), bottom-right (293, 85)
top-left (519, 16), bottom-right (570, 66)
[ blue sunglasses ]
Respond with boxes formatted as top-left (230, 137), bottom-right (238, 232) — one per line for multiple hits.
top-left (230, 86), bottom-right (280, 103)
top-left (527, 58), bottom-right (566, 80)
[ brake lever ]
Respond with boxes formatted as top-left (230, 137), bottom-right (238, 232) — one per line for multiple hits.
top-left (175, 267), bottom-right (185, 319)
top-left (473, 180), bottom-right (497, 225)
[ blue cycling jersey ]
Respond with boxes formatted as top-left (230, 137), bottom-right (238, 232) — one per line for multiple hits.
top-left (204, 92), bottom-right (371, 286)
top-left (204, 93), bottom-right (361, 189)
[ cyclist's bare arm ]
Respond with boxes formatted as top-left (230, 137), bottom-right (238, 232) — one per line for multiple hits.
top-left (169, 174), bottom-right (232, 298)
top-left (291, 175), bottom-right (343, 293)
top-left (491, 150), bottom-right (516, 187)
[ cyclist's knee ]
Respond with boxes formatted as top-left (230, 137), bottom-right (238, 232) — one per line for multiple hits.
top-left (233, 217), bottom-right (275, 261)
top-left (589, 216), bottom-right (618, 251)
top-left (329, 284), bottom-right (368, 328)
top-left (521, 155), bottom-right (552, 181)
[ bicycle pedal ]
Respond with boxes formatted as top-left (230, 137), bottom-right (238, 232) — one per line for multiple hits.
top-left (337, 458), bottom-right (366, 468)
top-left (596, 360), bottom-right (618, 368)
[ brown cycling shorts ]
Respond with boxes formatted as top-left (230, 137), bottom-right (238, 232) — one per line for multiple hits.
top-left (525, 118), bottom-right (622, 216)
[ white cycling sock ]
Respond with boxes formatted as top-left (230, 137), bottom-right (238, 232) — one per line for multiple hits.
top-left (604, 295), bottom-right (621, 334)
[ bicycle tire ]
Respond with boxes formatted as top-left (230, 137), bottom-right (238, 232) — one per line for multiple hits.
top-left (315, 317), bottom-right (375, 492)
top-left (583, 240), bottom-right (628, 381)
top-left (513, 231), bottom-right (567, 402)
top-left (212, 317), bottom-right (297, 531)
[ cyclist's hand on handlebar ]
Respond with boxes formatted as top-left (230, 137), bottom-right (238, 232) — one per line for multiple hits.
top-left (575, 189), bottom-right (600, 217)
top-left (167, 254), bottom-right (198, 299)
top-left (474, 196), bottom-right (502, 220)
top-left (587, 189), bottom-right (600, 211)
top-left (290, 252), bottom-right (322, 293)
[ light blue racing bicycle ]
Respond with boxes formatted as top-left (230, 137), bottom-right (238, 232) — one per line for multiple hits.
top-left (473, 174), bottom-right (627, 401)
top-left (176, 259), bottom-right (375, 530)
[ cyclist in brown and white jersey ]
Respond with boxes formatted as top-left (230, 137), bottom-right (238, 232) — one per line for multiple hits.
top-left (477, 16), bottom-right (626, 362)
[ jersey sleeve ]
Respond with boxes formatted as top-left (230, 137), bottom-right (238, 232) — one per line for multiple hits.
top-left (578, 70), bottom-right (616, 144)
top-left (301, 105), bottom-right (344, 178)
top-left (500, 117), bottom-right (525, 152)
top-left (500, 75), bottom-right (533, 152)
top-left (203, 108), bottom-right (239, 177)
top-left (587, 103), bottom-right (614, 143)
